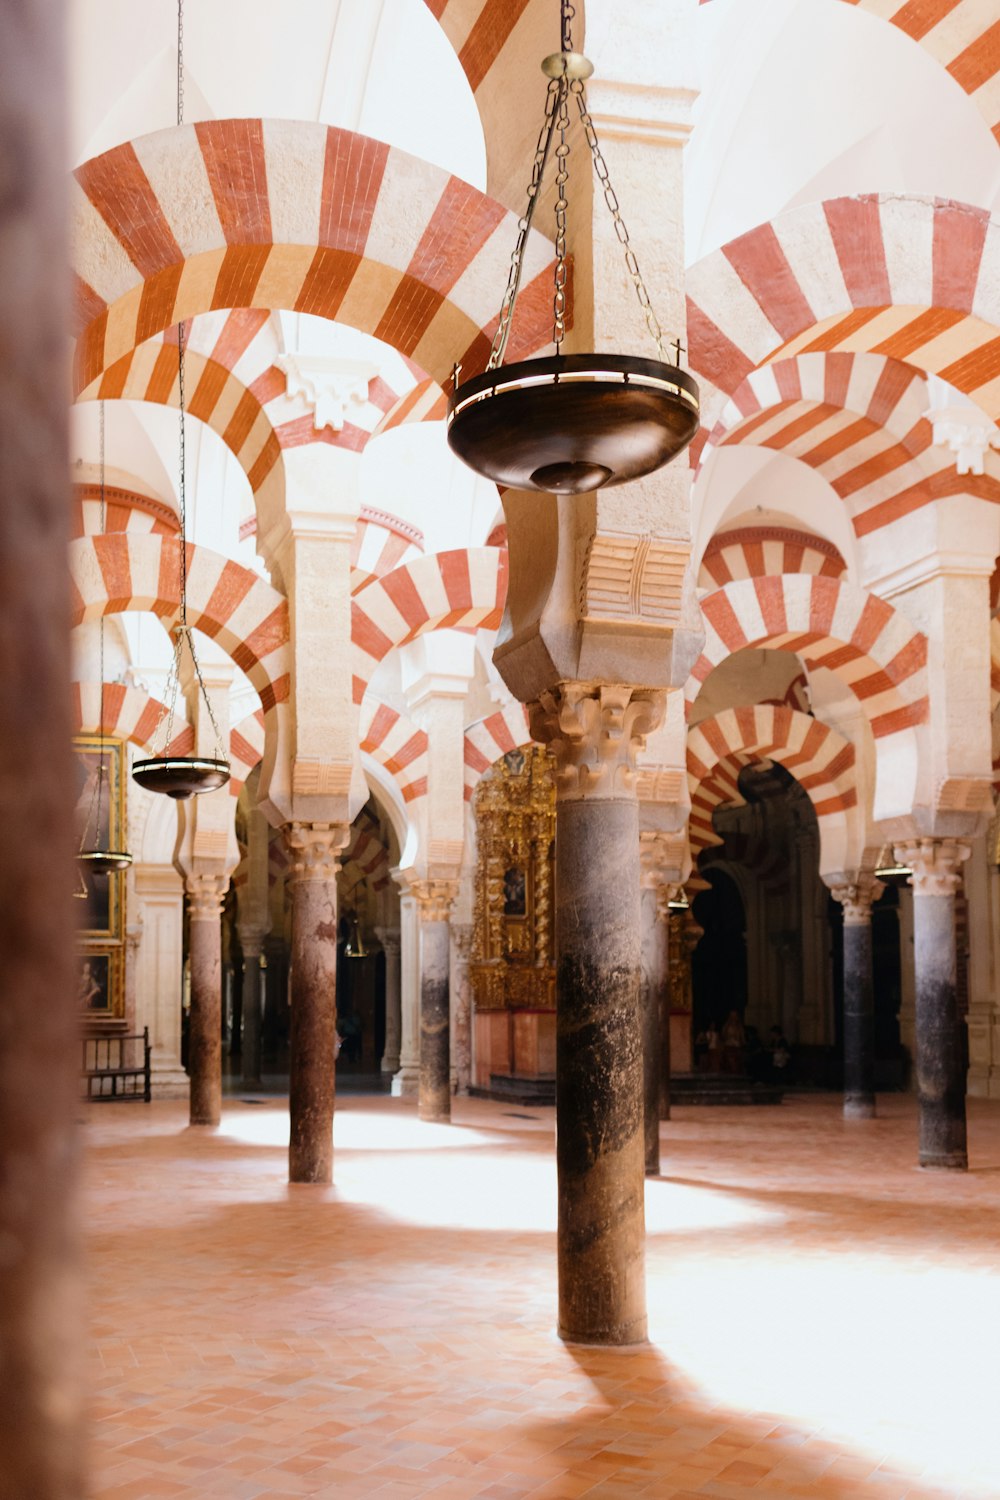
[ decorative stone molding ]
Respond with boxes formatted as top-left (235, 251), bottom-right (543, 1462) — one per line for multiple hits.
top-left (451, 921), bottom-right (474, 959)
top-left (656, 882), bottom-right (684, 924)
top-left (185, 871), bottom-right (229, 920)
top-left (634, 767), bottom-right (685, 805)
top-left (284, 822), bottom-right (350, 885)
top-left (580, 532), bottom-right (689, 625)
top-left (237, 925), bottom-right (266, 960)
top-left (374, 925), bottom-right (400, 956)
top-left (291, 760), bottom-right (353, 800)
top-left (926, 404), bottom-right (1000, 477)
top-left (894, 838), bottom-right (971, 898)
top-left (639, 830), bottom-right (684, 890)
top-left (528, 683), bottom-right (666, 801)
top-left (275, 354), bottom-right (378, 434)
top-left (412, 879), bottom-right (459, 923)
top-left (828, 874), bottom-right (884, 926)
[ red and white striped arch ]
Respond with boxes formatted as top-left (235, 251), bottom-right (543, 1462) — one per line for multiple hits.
top-left (687, 196), bottom-right (1000, 417)
top-left (689, 756), bottom-right (747, 854)
top-left (359, 698), bottom-right (429, 806)
top-left (68, 538), bottom-right (290, 757)
top-left (342, 823), bottom-right (391, 895)
top-left (687, 704), bottom-right (861, 874)
top-left (72, 680), bottom-right (193, 758)
top-left (73, 482), bottom-right (178, 540)
top-left (72, 121), bottom-right (558, 397)
top-left (351, 510), bottom-right (425, 596)
top-left (463, 701), bottom-right (533, 801)
top-left (701, 351), bottom-right (1000, 536)
top-left (351, 547), bottom-right (508, 702)
top-left (229, 711), bottom-right (266, 797)
top-left (372, 377), bottom-right (449, 440)
top-left (698, 526), bottom-right (846, 592)
top-left (688, 575), bottom-right (929, 740)
top-left (697, 0), bottom-right (1000, 145)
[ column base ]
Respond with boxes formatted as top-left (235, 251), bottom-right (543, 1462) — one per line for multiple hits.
top-left (558, 1321), bottom-right (648, 1348)
top-left (150, 1052), bottom-right (190, 1099)
top-left (843, 1096), bottom-right (876, 1120)
top-left (919, 1152), bottom-right (968, 1171)
top-left (391, 1063), bottom-right (419, 1099)
top-left (418, 1104), bottom-right (451, 1123)
top-left (381, 1053), bottom-right (401, 1075)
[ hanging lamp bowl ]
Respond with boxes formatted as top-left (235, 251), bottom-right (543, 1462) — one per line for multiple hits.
top-left (132, 756), bottom-right (231, 799)
top-left (77, 848), bottom-right (133, 875)
top-left (447, 353), bottom-right (700, 494)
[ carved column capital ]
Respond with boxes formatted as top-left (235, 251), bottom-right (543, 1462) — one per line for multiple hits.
top-left (829, 873), bottom-right (884, 926)
top-left (186, 872), bottom-right (229, 920)
top-left (412, 878), bottom-right (459, 923)
top-left (528, 683), bottom-right (666, 801)
top-left (284, 821), bottom-right (350, 885)
top-left (655, 882), bottom-right (684, 923)
top-left (639, 829), bottom-right (685, 892)
top-left (374, 925), bottom-right (401, 956)
top-left (895, 838), bottom-right (970, 898)
top-left (238, 925), bottom-right (266, 960)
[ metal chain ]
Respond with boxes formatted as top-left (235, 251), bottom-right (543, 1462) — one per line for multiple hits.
top-left (486, 76), bottom-right (561, 371)
top-left (551, 77), bottom-right (571, 352)
top-left (572, 80), bottom-right (666, 361)
top-left (177, 0), bottom-right (184, 128)
top-left (562, 0), bottom-right (575, 53)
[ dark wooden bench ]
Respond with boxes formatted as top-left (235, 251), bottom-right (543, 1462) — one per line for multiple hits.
top-left (82, 1027), bottom-right (151, 1101)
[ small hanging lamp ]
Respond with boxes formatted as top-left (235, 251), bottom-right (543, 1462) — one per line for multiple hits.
top-left (78, 401), bottom-right (133, 878)
top-left (133, 0), bottom-right (230, 802)
top-left (344, 912), bottom-right (369, 960)
top-left (446, 0), bottom-right (700, 495)
top-left (874, 843), bottom-right (911, 884)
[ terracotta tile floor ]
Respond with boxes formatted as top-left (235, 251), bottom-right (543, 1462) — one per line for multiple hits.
top-left (84, 1092), bottom-right (1000, 1499)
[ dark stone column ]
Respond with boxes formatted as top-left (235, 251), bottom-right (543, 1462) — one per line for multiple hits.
top-left (0, 0), bottom-right (83, 1484)
top-left (830, 877), bottom-right (882, 1119)
top-left (531, 684), bottom-right (664, 1347)
top-left (239, 929), bottom-right (264, 1088)
top-left (638, 881), bottom-right (663, 1176)
top-left (186, 875), bottom-right (228, 1126)
top-left (416, 880), bottom-right (457, 1123)
top-left (375, 926), bottom-right (401, 1074)
top-left (898, 839), bottom-right (970, 1170)
top-left (451, 921), bottom-right (474, 1094)
top-left (285, 823), bottom-right (347, 1184)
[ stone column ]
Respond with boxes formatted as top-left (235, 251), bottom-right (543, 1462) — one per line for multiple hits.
top-left (239, 928), bottom-right (265, 1089)
top-left (638, 877), bottom-right (665, 1176)
top-left (0, 0), bottom-right (83, 1482)
top-left (285, 822), bottom-right (349, 1185)
top-left (829, 876), bottom-right (883, 1120)
top-left (451, 921), bottom-right (474, 1095)
top-left (896, 839), bottom-right (971, 1169)
top-left (414, 880), bottom-right (459, 1122)
top-left (375, 926), bottom-right (401, 1074)
top-left (392, 884), bottom-right (421, 1097)
top-left (656, 886), bottom-right (676, 1118)
top-left (186, 873), bottom-right (228, 1127)
top-left (530, 684), bottom-right (664, 1347)
top-left (897, 885), bottom-right (916, 1068)
top-left (124, 914), bottom-right (143, 1033)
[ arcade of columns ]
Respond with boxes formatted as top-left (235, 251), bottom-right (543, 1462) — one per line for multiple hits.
top-left (7, 0), bottom-right (1000, 1487)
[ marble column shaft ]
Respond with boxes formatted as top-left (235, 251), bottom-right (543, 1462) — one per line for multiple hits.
top-left (656, 888), bottom-right (675, 1123)
top-left (830, 879), bottom-right (881, 1120)
top-left (286, 823), bottom-right (348, 1184)
top-left (0, 0), bottom-right (83, 1483)
top-left (415, 882), bottom-right (458, 1123)
top-left (531, 684), bottom-right (663, 1347)
top-left (239, 930), bottom-right (264, 1089)
top-left (638, 885), bottom-right (663, 1176)
top-left (897, 840), bottom-right (970, 1170)
top-left (187, 876), bottom-right (227, 1127)
top-left (375, 927), bottom-right (401, 1073)
top-left (451, 921), bottom-right (474, 1095)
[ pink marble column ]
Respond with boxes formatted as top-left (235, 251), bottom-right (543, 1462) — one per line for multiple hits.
top-left (0, 0), bottom-right (84, 1487)
top-left (285, 823), bottom-right (348, 1184)
top-left (186, 874), bottom-right (228, 1127)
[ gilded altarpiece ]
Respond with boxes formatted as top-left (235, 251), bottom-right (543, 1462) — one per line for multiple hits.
top-left (74, 735), bottom-right (128, 1024)
top-left (471, 746), bottom-right (556, 1089)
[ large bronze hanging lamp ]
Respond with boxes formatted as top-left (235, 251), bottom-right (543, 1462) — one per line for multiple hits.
top-left (446, 0), bottom-right (700, 495)
top-left (78, 401), bottom-right (133, 877)
top-left (133, 0), bottom-right (230, 802)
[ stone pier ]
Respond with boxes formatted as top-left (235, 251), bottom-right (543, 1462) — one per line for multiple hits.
top-left (186, 874), bottom-right (228, 1127)
top-left (285, 822), bottom-right (348, 1184)
top-left (532, 685), bottom-right (663, 1347)
top-left (830, 876), bottom-right (882, 1120)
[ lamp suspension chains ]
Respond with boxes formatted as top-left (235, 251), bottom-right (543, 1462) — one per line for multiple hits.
top-left (132, 0), bottom-right (230, 801)
top-left (447, 0), bottom-right (699, 495)
top-left (77, 401), bottom-right (133, 877)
